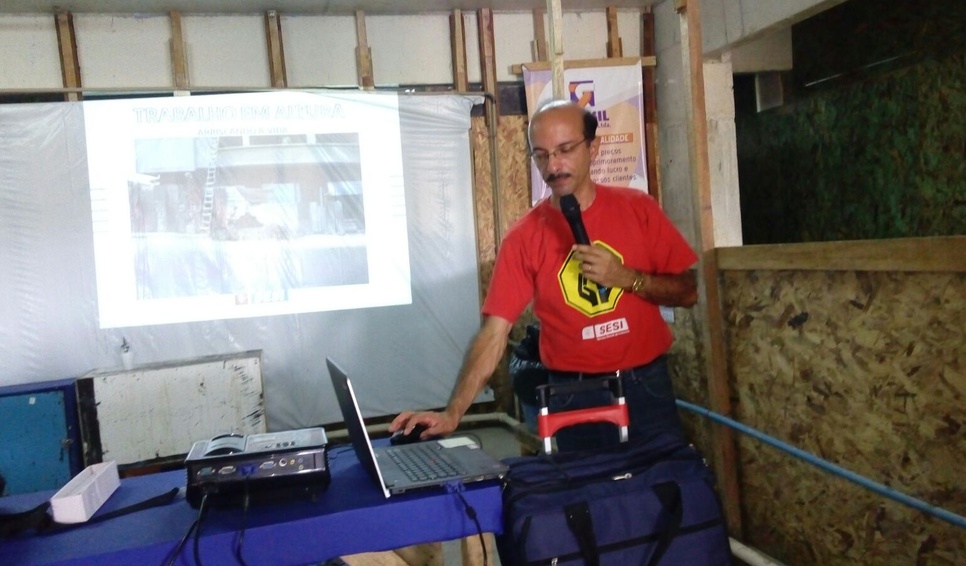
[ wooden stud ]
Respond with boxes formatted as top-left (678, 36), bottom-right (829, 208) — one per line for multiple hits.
top-left (641, 6), bottom-right (661, 204)
top-left (265, 10), bottom-right (288, 88)
top-left (677, 0), bottom-right (744, 539)
top-left (55, 11), bottom-right (82, 102)
top-left (355, 11), bottom-right (374, 89)
top-left (606, 6), bottom-right (623, 58)
top-left (169, 11), bottom-right (189, 92)
top-left (475, 8), bottom-right (505, 257)
top-left (531, 8), bottom-right (548, 62)
top-left (477, 8), bottom-right (499, 123)
top-left (546, 0), bottom-right (565, 99)
top-left (450, 10), bottom-right (468, 91)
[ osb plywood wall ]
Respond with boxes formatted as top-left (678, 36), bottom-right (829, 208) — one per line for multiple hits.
top-left (721, 267), bottom-right (965, 564)
top-left (666, 307), bottom-right (718, 456)
top-left (468, 114), bottom-right (532, 414)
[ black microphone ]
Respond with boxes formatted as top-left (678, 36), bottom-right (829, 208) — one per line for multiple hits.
top-left (560, 194), bottom-right (609, 301)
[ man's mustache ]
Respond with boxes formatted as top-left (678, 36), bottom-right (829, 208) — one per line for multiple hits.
top-left (545, 172), bottom-right (570, 183)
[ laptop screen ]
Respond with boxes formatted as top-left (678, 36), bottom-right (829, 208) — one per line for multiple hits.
top-left (326, 357), bottom-right (392, 497)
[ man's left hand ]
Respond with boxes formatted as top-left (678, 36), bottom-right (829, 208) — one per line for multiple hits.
top-left (572, 243), bottom-right (635, 289)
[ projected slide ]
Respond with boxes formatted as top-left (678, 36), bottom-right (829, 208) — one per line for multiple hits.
top-left (84, 91), bottom-right (411, 328)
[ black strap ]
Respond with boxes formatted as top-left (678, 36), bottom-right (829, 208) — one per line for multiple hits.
top-left (45, 487), bottom-right (180, 534)
top-left (0, 501), bottom-right (52, 539)
top-left (647, 481), bottom-right (683, 566)
top-left (0, 488), bottom-right (180, 538)
top-left (564, 501), bottom-right (600, 566)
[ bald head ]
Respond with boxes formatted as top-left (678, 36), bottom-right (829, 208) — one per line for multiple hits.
top-left (527, 100), bottom-right (598, 148)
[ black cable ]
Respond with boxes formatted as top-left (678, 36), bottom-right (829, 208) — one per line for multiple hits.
top-left (454, 490), bottom-right (488, 566)
top-left (233, 481), bottom-right (251, 566)
top-left (161, 516), bottom-right (199, 566)
top-left (161, 492), bottom-right (207, 566)
top-left (192, 492), bottom-right (210, 566)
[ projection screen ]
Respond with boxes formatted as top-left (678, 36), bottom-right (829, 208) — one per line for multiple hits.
top-left (0, 91), bottom-right (486, 431)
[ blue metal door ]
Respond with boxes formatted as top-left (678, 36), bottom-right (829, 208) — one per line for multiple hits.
top-left (0, 388), bottom-right (74, 495)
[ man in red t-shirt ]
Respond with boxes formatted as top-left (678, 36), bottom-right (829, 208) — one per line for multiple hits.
top-left (391, 100), bottom-right (698, 450)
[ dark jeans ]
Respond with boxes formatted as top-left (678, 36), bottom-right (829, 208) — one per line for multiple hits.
top-left (547, 355), bottom-right (685, 452)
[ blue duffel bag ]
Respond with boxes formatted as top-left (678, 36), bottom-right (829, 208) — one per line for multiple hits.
top-left (495, 433), bottom-right (733, 565)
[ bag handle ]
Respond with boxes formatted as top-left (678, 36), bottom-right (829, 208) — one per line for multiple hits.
top-left (647, 481), bottom-right (684, 566)
top-left (564, 501), bottom-right (600, 566)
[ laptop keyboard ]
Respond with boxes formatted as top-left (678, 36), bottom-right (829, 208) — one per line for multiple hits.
top-left (387, 444), bottom-right (468, 482)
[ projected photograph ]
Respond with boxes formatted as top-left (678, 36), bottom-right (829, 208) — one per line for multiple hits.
top-left (129, 133), bottom-right (368, 303)
top-left (84, 91), bottom-right (412, 328)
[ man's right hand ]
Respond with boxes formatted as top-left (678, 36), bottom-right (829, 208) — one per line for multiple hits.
top-left (389, 410), bottom-right (459, 440)
top-left (389, 316), bottom-right (513, 442)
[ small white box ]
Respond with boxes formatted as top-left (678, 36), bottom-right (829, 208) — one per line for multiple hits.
top-left (50, 461), bottom-right (120, 523)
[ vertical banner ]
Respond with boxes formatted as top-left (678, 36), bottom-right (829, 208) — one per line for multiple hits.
top-left (524, 60), bottom-right (647, 205)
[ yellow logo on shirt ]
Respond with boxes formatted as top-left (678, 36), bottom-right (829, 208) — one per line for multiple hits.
top-left (557, 242), bottom-right (623, 316)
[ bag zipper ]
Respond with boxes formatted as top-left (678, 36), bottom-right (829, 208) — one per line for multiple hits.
top-left (504, 454), bottom-right (702, 505)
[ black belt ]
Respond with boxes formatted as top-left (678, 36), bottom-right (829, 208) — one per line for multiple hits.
top-left (548, 355), bottom-right (665, 381)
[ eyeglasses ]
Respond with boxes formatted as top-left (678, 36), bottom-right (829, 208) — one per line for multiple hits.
top-left (529, 138), bottom-right (590, 166)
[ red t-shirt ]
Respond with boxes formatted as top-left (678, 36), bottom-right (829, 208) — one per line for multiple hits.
top-left (482, 185), bottom-right (698, 373)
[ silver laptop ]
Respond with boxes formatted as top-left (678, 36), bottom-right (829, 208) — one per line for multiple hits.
top-left (326, 357), bottom-right (508, 498)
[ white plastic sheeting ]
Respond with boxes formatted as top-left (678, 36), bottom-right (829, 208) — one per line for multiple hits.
top-left (0, 91), bottom-right (484, 431)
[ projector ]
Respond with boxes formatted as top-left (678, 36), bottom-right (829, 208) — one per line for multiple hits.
top-left (184, 427), bottom-right (330, 508)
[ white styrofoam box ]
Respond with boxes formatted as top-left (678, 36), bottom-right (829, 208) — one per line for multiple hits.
top-left (50, 461), bottom-right (120, 524)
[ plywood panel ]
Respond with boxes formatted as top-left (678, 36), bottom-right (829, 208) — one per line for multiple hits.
top-left (470, 113), bottom-right (529, 413)
top-left (470, 114), bottom-right (529, 302)
top-left (722, 269), bottom-right (966, 564)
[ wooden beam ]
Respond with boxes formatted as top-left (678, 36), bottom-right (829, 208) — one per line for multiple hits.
top-left (264, 10), bottom-right (288, 88)
top-left (677, 0), bottom-right (744, 538)
top-left (476, 8), bottom-right (499, 124)
top-left (354, 11), bottom-right (374, 89)
top-left (450, 10), bottom-right (468, 91)
top-left (55, 11), bottom-right (82, 101)
top-left (641, 6), bottom-right (661, 205)
top-left (474, 8), bottom-right (505, 260)
top-left (717, 236), bottom-right (966, 273)
top-left (169, 11), bottom-right (189, 91)
top-left (606, 6), bottom-right (623, 58)
top-left (546, 0), bottom-right (564, 99)
top-left (511, 56), bottom-right (655, 76)
top-left (531, 8), bottom-right (548, 62)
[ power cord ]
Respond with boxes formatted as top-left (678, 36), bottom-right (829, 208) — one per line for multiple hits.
top-left (163, 482), bottom-right (253, 566)
top-left (162, 492), bottom-right (207, 566)
top-left (447, 484), bottom-right (488, 566)
top-left (232, 482), bottom-right (251, 566)
top-left (191, 491), bottom-right (211, 566)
